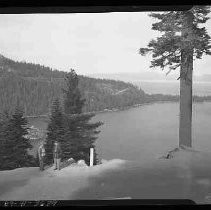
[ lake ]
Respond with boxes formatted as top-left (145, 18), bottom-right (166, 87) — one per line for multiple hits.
top-left (92, 102), bottom-right (211, 162)
top-left (28, 102), bottom-right (211, 161)
top-left (29, 102), bottom-right (211, 161)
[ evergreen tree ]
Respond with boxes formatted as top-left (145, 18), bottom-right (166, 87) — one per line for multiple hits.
top-left (0, 106), bottom-right (35, 170)
top-left (63, 69), bottom-right (103, 165)
top-left (63, 69), bottom-right (86, 114)
top-left (64, 113), bottom-right (102, 164)
top-left (45, 98), bottom-right (66, 165)
top-left (139, 6), bottom-right (211, 147)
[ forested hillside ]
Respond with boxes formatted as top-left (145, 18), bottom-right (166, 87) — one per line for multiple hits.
top-left (0, 55), bottom-right (148, 115)
top-left (1, 54), bottom-right (210, 116)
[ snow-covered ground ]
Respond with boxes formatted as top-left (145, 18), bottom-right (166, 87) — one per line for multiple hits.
top-left (1, 149), bottom-right (211, 203)
top-left (0, 159), bottom-right (126, 200)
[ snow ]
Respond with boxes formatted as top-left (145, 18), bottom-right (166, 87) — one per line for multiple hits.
top-left (0, 159), bottom-right (126, 200)
top-left (1, 150), bottom-right (211, 203)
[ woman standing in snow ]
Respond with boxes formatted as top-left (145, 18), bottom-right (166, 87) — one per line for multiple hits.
top-left (53, 141), bottom-right (62, 170)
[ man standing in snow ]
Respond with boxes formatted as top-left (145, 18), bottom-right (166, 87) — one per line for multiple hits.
top-left (38, 142), bottom-right (46, 171)
top-left (53, 141), bottom-right (62, 170)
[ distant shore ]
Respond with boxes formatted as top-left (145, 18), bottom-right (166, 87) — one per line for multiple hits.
top-left (25, 98), bottom-right (211, 119)
top-left (25, 100), bottom-right (175, 119)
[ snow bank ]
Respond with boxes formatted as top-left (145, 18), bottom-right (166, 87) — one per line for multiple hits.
top-left (0, 159), bottom-right (127, 200)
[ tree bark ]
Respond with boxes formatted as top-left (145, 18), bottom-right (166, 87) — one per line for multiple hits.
top-left (179, 12), bottom-right (194, 148)
top-left (179, 57), bottom-right (193, 147)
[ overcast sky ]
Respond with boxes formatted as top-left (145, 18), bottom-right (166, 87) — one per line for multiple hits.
top-left (0, 12), bottom-right (211, 76)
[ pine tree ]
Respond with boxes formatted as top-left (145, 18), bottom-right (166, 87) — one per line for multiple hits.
top-left (139, 6), bottom-right (211, 147)
top-left (63, 69), bottom-right (103, 165)
top-left (63, 69), bottom-right (86, 114)
top-left (0, 106), bottom-right (36, 170)
top-left (45, 98), bottom-right (66, 165)
top-left (64, 113), bottom-right (102, 164)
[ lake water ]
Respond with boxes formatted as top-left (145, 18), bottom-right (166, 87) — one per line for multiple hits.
top-left (28, 102), bottom-right (211, 161)
top-left (93, 102), bottom-right (211, 162)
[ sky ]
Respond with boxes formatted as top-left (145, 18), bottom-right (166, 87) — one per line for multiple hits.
top-left (0, 12), bottom-right (211, 76)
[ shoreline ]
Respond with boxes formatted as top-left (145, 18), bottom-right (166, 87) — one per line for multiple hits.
top-left (25, 99), bottom-right (211, 119)
top-left (25, 100), bottom-right (176, 119)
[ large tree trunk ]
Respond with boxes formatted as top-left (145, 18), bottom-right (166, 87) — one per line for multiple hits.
top-left (179, 58), bottom-right (193, 147)
top-left (179, 12), bottom-right (194, 148)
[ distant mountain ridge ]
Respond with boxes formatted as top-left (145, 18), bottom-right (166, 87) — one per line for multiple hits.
top-left (89, 72), bottom-right (211, 83)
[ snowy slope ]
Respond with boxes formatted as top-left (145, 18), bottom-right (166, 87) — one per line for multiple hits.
top-left (0, 159), bottom-right (126, 200)
top-left (1, 150), bottom-right (211, 203)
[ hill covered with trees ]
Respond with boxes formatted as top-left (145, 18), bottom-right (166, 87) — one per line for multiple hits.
top-left (0, 54), bottom-right (210, 116)
top-left (0, 54), bottom-right (146, 115)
